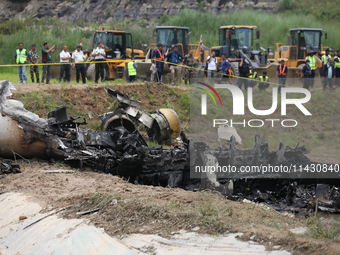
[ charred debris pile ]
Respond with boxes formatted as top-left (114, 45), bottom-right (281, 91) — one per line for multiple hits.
top-left (0, 80), bottom-right (339, 213)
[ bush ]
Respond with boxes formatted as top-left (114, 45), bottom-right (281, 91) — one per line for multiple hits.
top-left (279, 0), bottom-right (296, 11)
top-left (180, 93), bottom-right (190, 113)
top-left (158, 15), bottom-right (170, 24)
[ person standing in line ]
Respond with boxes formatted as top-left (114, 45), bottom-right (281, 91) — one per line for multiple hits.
top-left (220, 54), bottom-right (231, 84)
top-left (305, 51), bottom-right (316, 88)
top-left (92, 42), bottom-right (106, 83)
top-left (206, 51), bottom-right (217, 83)
top-left (41, 42), bottom-right (57, 85)
top-left (258, 71), bottom-right (269, 91)
top-left (127, 60), bottom-right (137, 82)
top-left (58, 45), bottom-right (71, 83)
top-left (249, 66), bottom-right (258, 88)
top-left (182, 49), bottom-right (194, 85)
top-left (322, 58), bottom-right (335, 92)
top-left (150, 47), bottom-right (158, 82)
top-left (322, 48), bottom-right (332, 65)
top-left (166, 45), bottom-right (183, 85)
top-left (72, 44), bottom-right (86, 84)
top-left (238, 56), bottom-right (249, 89)
top-left (302, 59), bottom-right (312, 90)
top-left (153, 43), bottom-right (165, 85)
top-left (28, 44), bottom-right (40, 83)
top-left (276, 60), bottom-right (288, 93)
top-left (15, 43), bottom-right (31, 84)
top-left (334, 50), bottom-right (340, 88)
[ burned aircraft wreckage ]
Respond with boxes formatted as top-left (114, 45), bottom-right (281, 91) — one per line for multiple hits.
top-left (0, 80), bottom-right (339, 213)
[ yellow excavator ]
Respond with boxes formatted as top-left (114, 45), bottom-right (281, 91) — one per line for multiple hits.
top-left (136, 26), bottom-right (210, 82)
top-left (266, 28), bottom-right (329, 78)
top-left (85, 29), bottom-right (144, 80)
top-left (51, 29), bottom-right (145, 81)
top-left (210, 25), bottom-right (269, 78)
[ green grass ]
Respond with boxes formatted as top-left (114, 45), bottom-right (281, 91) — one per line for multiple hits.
top-left (307, 217), bottom-right (340, 241)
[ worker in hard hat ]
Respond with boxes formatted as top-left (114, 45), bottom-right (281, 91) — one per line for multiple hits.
top-left (302, 59), bottom-right (312, 90)
top-left (258, 71), bottom-right (269, 91)
top-left (305, 51), bottom-right (316, 88)
top-left (322, 58), bottom-right (335, 91)
top-left (322, 48), bottom-right (332, 65)
top-left (249, 66), bottom-right (258, 88)
top-left (127, 60), bottom-right (137, 82)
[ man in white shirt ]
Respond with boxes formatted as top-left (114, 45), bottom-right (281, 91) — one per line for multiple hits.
top-left (207, 51), bottom-right (217, 83)
top-left (72, 44), bottom-right (86, 84)
top-left (92, 42), bottom-right (106, 83)
top-left (59, 45), bottom-right (72, 83)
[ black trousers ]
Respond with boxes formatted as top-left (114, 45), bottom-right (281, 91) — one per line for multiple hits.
top-left (75, 64), bottom-right (86, 83)
top-left (335, 68), bottom-right (340, 87)
top-left (310, 70), bottom-right (315, 88)
top-left (59, 64), bottom-right (70, 83)
top-left (303, 78), bottom-right (310, 90)
top-left (129, 75), bottom-right (136, 82)
top-left (238, 75), bottom-right (248, 89)
top-left (95, 60), bottom-right (105, 82)
top-left (259, 82), bottom-right (269, 90)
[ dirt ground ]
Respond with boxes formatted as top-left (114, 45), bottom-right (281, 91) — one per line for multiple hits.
top-left (1, 81), bottom-right (340, 254)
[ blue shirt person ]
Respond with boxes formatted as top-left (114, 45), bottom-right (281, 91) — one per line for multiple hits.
top-left (220, 54), bottom-right (231, 83)
top-left (165, 46), bottom-right (184, 85)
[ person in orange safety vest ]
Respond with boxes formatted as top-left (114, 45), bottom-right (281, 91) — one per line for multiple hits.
top-left (276, 59), bottom-right (288, 93)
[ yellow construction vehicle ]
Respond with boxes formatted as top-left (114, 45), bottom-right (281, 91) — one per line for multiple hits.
top-left (51, 29), bottom-right (144, 81)
top-left (210, 25), bottom-right (268, 77)
top-left (268, 28), bottom-right (329, 77)
top-left (85, 29), bottom-right (144, 80)
top-left (137, 26), bottom-right (210, 82)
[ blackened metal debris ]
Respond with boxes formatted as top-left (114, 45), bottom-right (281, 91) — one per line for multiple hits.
top-left (1, 80), bottom-right (340, 213)
top-left (1, 160), bottom-right (21, 174)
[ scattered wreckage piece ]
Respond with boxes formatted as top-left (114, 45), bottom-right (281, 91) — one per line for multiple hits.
top-left (0, 81), bottom-right (62, 159)
top-left (1, 159), bottom-right (21, 174)
top-left (100, 88), bottom-right (181, 143)
top-left (193, 134), bottom-right (340, 213)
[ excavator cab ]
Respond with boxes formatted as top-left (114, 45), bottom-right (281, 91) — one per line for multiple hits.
top-left (289, 28), bottom-right (323, 60)
top-left (92, 30), bottom-right (133, 59)
top-left (154, 26), bottom-right (190, 56)
top-left (218, 26), bottom-right (258, 57)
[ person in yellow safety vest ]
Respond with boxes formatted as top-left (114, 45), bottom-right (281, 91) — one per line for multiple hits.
top-left (14, 43), bottom-right (32, 84)
top-left (258, 71), bottom-right (269, 91)
top-left (322, 48), bottom-right (332, 65)
top-left (127, 60), bottom-right (137, 82)
top-left (334, 50), bottom-right (340, 88)
top-left (305, 51), bottom-right (316, 88)
top-left (249, 66), bottom-right (258, 88)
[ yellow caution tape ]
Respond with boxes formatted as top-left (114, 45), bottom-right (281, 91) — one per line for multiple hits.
top-left (152, 59), bottom-right (286, 87)
top-left (1, 58), bottom-right (295, 86)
